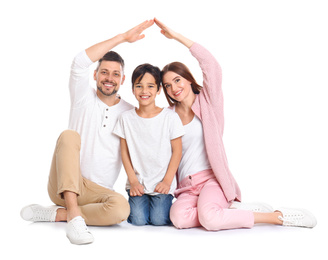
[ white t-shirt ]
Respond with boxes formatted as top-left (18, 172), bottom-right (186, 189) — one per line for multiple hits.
top-left (113, 108), bottom-right (185, 195)
top-left (68, 50), bottom-right (134, 190)
top-left (178, 115), bottom-right (212, 183)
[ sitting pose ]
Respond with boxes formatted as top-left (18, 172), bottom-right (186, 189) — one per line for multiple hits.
top-left (113, 63), bottom-right (184, 226)
top-left (155, 18), bottom-right (317, 230)
top-left (20, 20), bottom-right (154, 244)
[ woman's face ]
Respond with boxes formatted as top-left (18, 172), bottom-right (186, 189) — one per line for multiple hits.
top-left (162, 71), bottom-right (192, 102)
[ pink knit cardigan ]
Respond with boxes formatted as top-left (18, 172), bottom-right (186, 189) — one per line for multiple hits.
top-left (184, 43), bottom-right (241, 202)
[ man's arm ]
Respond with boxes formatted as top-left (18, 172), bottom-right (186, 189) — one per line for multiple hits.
top-left (86, 20), bottom-right (154, 62)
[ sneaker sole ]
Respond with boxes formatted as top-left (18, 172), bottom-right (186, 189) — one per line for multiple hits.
top-left (277, 207), bottom-right (317, 228)
top-left (67, 234), bottom-right (94, 245)
top-left (297, 208), bottom-right (317, 228)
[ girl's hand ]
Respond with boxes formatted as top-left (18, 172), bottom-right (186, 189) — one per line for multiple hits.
top-left (154, 181), bottom-right (170, 194)
top-left (129, 181), bottom-right (145, 196)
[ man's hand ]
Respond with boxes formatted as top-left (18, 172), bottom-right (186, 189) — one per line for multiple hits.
top-left (122, 20), bottom-right (154, 43)
top-left (85, 19), bottom-right (154, 62)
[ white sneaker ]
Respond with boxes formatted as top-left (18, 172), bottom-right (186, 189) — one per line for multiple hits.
top-left (20, 204), bottom-right (62, 222)
top-left (66, 216), bottom-right (94, 245)
top-left (276, 207), bottom-right (317, 228)
top-left (230, 201), bottom-right (274, 213)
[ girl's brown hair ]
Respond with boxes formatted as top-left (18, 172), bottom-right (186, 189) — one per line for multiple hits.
top-left (161, 62), bottom-right (202, 106)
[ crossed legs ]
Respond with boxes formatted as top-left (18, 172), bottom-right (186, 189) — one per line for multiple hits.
top-left (47, 130), bottom-right (130, 226)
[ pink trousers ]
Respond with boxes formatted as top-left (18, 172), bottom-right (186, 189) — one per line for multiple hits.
top-left (170, 169), bottom-right (254, 231)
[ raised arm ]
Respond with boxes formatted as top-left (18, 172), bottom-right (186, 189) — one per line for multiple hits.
top-left (155, 18), bottom-right (223, 114)
top-left (69, 20), bottom-right (154, 107)
top-left (86, 20), bottom-right (154, 62)
top-left (154, 18), bottom-right (193, 48)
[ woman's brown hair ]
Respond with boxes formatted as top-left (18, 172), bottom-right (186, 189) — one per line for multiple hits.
top-left (161, 62), bottom-right (202, 106)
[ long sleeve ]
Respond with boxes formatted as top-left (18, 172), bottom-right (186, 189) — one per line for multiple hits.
top-left (190, 43), bottom-right (241, 202)
top-left (69, 50), bottom-right (95, 109)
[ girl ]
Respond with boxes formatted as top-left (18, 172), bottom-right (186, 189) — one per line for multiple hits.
top-left (113, 63), bottom-right (184, 225)
top-left (155, 18), bottom-right (317, 230)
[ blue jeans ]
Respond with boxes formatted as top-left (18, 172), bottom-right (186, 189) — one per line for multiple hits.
top-left (127, 191), bottom-right (173, 226)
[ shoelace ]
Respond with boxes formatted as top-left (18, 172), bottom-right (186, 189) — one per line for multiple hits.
top-left (278, 214), bottom-right (304, 227)
top-left (71, 218), bottom-right (91, 236)
top-left (33, 207), bottom-right (56, 221)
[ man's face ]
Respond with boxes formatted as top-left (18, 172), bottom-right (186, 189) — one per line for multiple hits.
top-left (94, 61), bottom-right (125, 97)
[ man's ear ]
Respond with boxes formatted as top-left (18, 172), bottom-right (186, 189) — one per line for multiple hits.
top-left (121, 74), bottom-right (125, 85)
top-left (93, 70), bottom-right (97, 80)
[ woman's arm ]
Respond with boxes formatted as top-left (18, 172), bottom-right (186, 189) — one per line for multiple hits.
top-left (155, 18), bottom-right (223, 113)
top-left (154, 18), bottom-right (194, 48)
top-left (154, 137), bottom-right (182, 194)
top-left (120, 138), bottom-right (144, 197)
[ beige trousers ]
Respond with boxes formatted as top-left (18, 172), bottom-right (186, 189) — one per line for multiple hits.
top-left (47, 130), bottom-right (130, 226)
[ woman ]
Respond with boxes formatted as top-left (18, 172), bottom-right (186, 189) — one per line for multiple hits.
top-left (154, 18), bottom-right (316, 230)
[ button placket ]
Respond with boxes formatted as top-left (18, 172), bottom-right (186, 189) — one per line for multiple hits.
top-left (103, 108), bottom-right (109, 128)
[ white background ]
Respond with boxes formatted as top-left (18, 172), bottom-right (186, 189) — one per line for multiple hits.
top-left (1, 0), bottom-right (327, 259)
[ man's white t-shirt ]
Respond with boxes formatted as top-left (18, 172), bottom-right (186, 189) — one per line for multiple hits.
top-left (68, 50), bottom-right (134, 190)
top-left (113, 108), bottom-right (185, 195)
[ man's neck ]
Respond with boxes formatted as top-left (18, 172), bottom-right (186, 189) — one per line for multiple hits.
top-left (97, 92), bottom-right (120, 107)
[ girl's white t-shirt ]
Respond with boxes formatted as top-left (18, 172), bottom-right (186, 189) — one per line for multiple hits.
top-left (113, 108), bottom-right (185, 195)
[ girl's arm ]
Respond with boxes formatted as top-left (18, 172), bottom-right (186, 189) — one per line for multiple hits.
top-left (154, 137), bottom-right (182, 194)
top-left (120, 138), bottom-right (144, 197)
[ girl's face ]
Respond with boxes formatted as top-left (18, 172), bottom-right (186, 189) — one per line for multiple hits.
top-left (162, 71), bottom-right (193, 103)
top-left (133, 73), bottom-right (161, 106)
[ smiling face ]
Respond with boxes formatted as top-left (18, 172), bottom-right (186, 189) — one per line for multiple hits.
top-left (94, 60), bottom-right (125, 97)
top-left (162, 71), bottom-right (193, 103)
top-left (133, 72), bottom-right (161, 106)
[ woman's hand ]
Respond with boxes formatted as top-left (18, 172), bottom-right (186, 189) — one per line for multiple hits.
top-left (154, 18), bottom-right (179, 40)
top-left (154, 18), bottom-right (194, 48)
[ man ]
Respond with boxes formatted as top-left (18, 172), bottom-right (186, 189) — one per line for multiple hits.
top-left (20, 20), bottom-right (154, 245)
